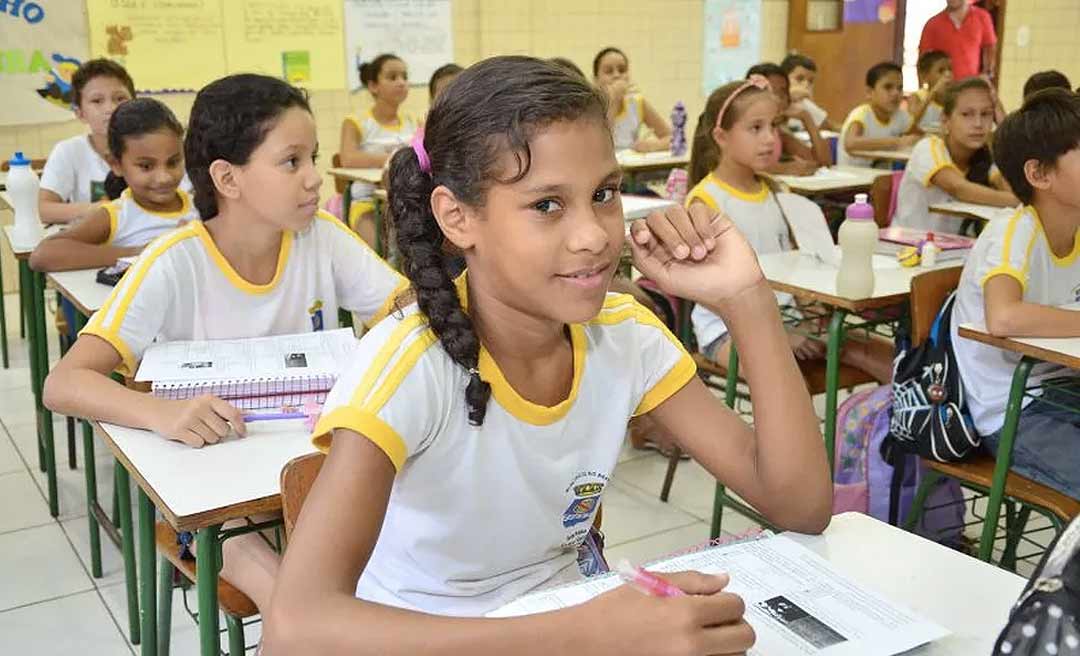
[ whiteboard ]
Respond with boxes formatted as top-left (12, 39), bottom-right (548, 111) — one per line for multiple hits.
top-left (344, 0), bottom-right (454, 92)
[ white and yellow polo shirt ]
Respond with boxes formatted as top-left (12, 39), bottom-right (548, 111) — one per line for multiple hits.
top-left (343, 111), bottom-right (418, 227)
top-left (82, 210), bottom-right (405, 377)
top-left (311, 283), bottom-right (696, 616)
top-left (103, 188), bottom-right (199, 247)
top-left (612, 94), bottom-right (646, 151)
top-left (951, 206), bottom-right (1080, 436)
top-left (838, 103), bottom-right (913, 168)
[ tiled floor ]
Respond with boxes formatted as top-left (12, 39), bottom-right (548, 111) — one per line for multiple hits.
top-left (0, 291), bottom-right (1046, 654)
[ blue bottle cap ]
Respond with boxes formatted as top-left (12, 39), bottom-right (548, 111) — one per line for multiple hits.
top-left (9, 152), bottom-right (31, 167)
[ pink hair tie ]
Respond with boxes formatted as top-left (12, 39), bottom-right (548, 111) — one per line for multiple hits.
top-left (411, 128), bottom-right (432, 174)
top-left (715, 74), bottom-right (772, 131)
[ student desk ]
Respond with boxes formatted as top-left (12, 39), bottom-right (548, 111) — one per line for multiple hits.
top-left (616, 150), bottom-right (689, 191)
top-left (327, 167), bottom-right (387, 253)
top-left (756, 251), bottom-right (960, 467)
top-left (2, 224), bottom-right (61, 516)
top-left (848, 148), bottom-right (912, 165)
top-left (95, 419), bottom-right (316, 656)
top-left (792, 512), bottom-right (1023, 654)
top-left (768, 166), bottom-right (889, 197)
top-left (957, 323), bottom-right (1080, 562)
top-left (929, 201), bottom-right (1012, 223)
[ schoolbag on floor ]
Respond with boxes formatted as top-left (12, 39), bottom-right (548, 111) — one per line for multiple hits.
top-left (888, 292), bottom-right (980, 462)
top-left (833, 385), bottom-right (964, 544)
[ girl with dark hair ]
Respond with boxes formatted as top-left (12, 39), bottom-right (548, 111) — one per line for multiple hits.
top-left (592, 46), bottom-right (672, 152)
top-left (428, 62), bottom-right (463, 101)
top-left (30, 97), bottom-right (197, 272)
top-left (43, 73), bottom-right (404, 614)
top-left (267, 56), bottom-right (831, 655)
top-left (894, 77), bottom-right (1018, 234)
top-left (340, 53), bottom-right (417, 245)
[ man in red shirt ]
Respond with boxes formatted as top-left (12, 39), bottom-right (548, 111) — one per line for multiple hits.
top-left (919, 0), bottom-right (998, 80)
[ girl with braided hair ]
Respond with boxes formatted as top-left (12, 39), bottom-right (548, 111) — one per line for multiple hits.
top-left (268, 56), bottom-right (830, 656)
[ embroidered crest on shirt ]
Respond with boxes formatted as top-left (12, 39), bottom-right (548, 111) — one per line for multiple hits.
top-left (308, 300), bottom-right (325, 332)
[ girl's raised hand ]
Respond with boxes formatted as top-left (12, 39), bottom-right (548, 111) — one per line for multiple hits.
top-left (628, 204), bottom-right (765, 307)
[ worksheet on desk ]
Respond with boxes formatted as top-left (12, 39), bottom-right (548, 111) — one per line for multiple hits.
top-left (489, 535), bottom-right (949, 656)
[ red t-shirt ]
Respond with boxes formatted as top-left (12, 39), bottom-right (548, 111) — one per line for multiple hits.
top-left (919, 6), bottom-right (997, 79)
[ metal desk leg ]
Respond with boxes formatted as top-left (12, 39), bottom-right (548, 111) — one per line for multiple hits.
top-left (115, 465), bottom-right (142, 644)
top-left (30, 269), bottom-right (58, 516)
top-left (138, 490), bottom-right (158, 656)
top-left (823, 311), bottom-right (848, 470)
top-left (196, 524), bottom-right (222, 656)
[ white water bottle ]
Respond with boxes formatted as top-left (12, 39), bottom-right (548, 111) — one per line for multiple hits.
top-left (8, 152), bottom-right (43, 246)
top-left (836, 193), bottom-right (878, 298)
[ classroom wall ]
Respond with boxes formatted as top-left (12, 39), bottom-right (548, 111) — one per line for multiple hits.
top-left (997, 0), bottom-right (1080, 111)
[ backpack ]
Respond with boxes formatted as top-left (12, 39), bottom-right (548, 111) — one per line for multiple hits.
top-left (833, 385), bottom-right (965, 543)
top-left (888, 292), bottom-right (980, 463)
top-left (994, 515), bottom-right (1080, 655)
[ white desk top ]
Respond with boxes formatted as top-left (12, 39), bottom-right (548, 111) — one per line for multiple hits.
top-left (47, 269), bottom-right (112, 316)
top-left (327, 167), bottom-right (384, 185)
top-left (791, 513), bottom-right (1023, 654)
top-left (759, 250), bottom-right (959, 311)
top-left (769, 166), bottom-right (889, 194)
top-left (616, 150), bottom-right (689, 171)
top-left (98, 419), bottom-right (316, 531)
top-left (930, 201), bottom-right (1013, 223)
top-left (849, 148), bottom-right (912, 163)
top-left (958, 322), bottom-right (1080, 370)
top-left (2, 223), bottom-right (60, 256)
top-left (621, 194), bottom-right (675, 221)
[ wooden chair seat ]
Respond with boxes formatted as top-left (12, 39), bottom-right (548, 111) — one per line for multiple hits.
top-left (155, 522), bottom-right (258, 618)
top-left (927, 456), bottom-right (1080, 523)
top-left (692, 352), bottom-right (876, 396)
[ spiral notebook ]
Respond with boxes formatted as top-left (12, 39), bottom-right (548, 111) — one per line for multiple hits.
top-left (134, 329), bottom-right (357, 410)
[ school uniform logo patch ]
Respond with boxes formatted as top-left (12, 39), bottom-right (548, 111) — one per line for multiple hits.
top-left (308, 300), bottom-right (324, 331)
top-left (562, 479), bottom-right (605, 528)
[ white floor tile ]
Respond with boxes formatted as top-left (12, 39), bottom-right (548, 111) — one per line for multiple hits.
top-left (0, 385), bottom-right (39, 426)
top-left (0, 470), bottom-right (55, 533)
top-left (0, 590), bottom-right (132, 656)
top-left (599, 479), bottom-right (700, 547)
top-left (0, 523), bottom-right (93, 611)
top-left (602, 521), bottom-right (712, 568)
top-left (60, 513), bottom-right (128, 588)
top-left (0, 429), bottom-right (25, 474)
top-left (614, 452), bottom-right (717, 522)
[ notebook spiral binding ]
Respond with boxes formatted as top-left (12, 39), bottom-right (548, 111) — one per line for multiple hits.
top-left (151, 374), bottom-right (336, 410)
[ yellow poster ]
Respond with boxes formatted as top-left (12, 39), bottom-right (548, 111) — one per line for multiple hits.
top-left (221, 0), bottom-right (345, 90)
top-left (86, 0), bottom-right (227, 92)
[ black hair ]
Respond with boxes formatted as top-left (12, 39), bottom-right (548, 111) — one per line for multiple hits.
top-left (184, 74), bottom-right (311, 219)
top-left (428, 63), bottom-right (463, 101)
top-left (866, 61), bottom-right (902, 88)
top-left (689, 81), bottom-right (772, 186)
top-left (359, 53), bottom-right (404, 88)
top-left (916, 50), bottom-right (950, 76)
top-left (994, 88), bottom-right (1080, 204)
top-left (550, 57), bottom-right (586, 80)
top-left (746, 63), bottom-right (785, 80)
top-left (387, 56), bottom-right (608, 426)
top-left (102, 98), bottom-right (184, 200)
top-left (592, 47), bottom-right (627, 77)
top-left (780, 53), bottom-right (816, 76)
top-left (72, 58), bottom-right (135, 108)
top-left (942, 78), bottom-right (995, 187)
top-left (1023, 70), bottom-right (1072, 100)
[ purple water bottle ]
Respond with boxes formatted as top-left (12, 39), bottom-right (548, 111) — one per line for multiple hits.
top-left (670, 102), bottom-right (687, 156)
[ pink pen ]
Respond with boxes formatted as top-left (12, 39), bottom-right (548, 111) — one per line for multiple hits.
top-left (615, 559), bottom-right (685, 598)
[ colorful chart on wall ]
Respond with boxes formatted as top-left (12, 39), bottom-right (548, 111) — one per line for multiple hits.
top-left (701, 0), bottom-right (762, 97)
top-left (344, 0), bottom-right (453, 91)
top-left (86, 0), bottom-right (227, 92)
top-left (2, 0), bottom-right (90, 126)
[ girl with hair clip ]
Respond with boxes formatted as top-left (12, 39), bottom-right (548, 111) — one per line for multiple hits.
top-left (31, 98), bottom-right (198, 272)
top-left (894, 77), bottom-right (1018, 235)
top-left (593, 47), bottom-right (672, 153)
top-left (265, 56), bottom-right (832, 656)
top-left (44, 74), bottom-right (405, 615)
top-left (687, 76), bottom-right (893, 384)
top-left (340, 53), bottom-right (417, 246)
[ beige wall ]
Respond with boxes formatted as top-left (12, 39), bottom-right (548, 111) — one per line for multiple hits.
top-left (997, 0), bottom-right (1080, 111)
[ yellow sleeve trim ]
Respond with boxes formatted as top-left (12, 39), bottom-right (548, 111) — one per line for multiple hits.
top-left (981, 267), bottom-right (1027, 294)
top-left (634, 352), bottom-right (696, 416)
top-left (923, 161), bottom-right (959, 187)
top-left (346, 314), bottom-right (429, 409)
top-left (78, 325), bottom-right (139, 378)
top-left (366, 278), bottom-right (411, 328)
top-left (686, 184), bottom-right (718, 211)
top-left (345, 115), bottom-right (364, 141)
top-left (104, 201), bottom-right (120, 245)
top-left (362, 329), bottom-right (438, 415)
top-left (348, 200), bottom-right (377, 231)
top-left (311, 406), bottom-right (408, 471)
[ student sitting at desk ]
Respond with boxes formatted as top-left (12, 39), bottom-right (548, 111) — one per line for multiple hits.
top-left (893, 78), bottom-right (1018, 235)
top-left (265, 56), bottom-right (831, 655)
top-left (593, 47), bottom-right (672, 153)
top-left (339, 53), bottom-right (417, 247)
top-left (951, 88), bottom-right (1080, 500)
top-left (908, 50), bottom-right (952, 134)
top-left (43, 74), bottom-right (405, 615)
top-left (782, 53), bottom-right (839, 133)
top-left (838, 62), bottom-right (920, 168)
top-left (30, 98), bottom-right (199, 272)
top-left (747, 62), bottom-right (831, 176)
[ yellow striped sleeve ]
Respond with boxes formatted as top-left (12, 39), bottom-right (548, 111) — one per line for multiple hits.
top-left (311, 406), bottom-right (408, 470)
top-left (981, 208), bottom-right (1036, 293)
top-left (922, 137), bottom-right (959, 187)
top-left (685, 182), bottom-right (718, 211)
top-left (103, 201), bottom-right (120, 245)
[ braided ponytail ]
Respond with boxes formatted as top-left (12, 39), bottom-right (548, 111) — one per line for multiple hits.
top-left (388, 144), bottom-right (491, 425)
top-left (386, 56), bottom-right (608, 427)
